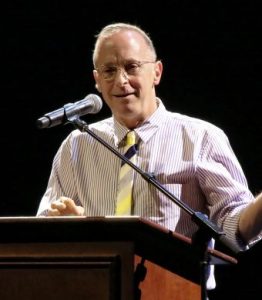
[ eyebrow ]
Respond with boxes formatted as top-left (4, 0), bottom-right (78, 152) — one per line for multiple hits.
top-left (102, 59), bottom-right (144, 66)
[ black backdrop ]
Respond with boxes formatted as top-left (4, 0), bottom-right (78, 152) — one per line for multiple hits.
top-left (1, 1), bottom-right (261, 298)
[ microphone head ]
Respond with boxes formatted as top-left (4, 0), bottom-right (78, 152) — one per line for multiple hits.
top-left (85, 94), bottom-right (103, 113)
top-left (36, 93), bottom-right (103, 129)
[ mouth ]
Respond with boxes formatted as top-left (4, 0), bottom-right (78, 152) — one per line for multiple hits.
top-left (114, 92), bottom-right (136, 99)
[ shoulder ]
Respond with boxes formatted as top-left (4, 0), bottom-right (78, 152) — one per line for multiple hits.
top-left (62, 117), bottom-right (114, 148)
top-left (164, 110), bottom-right (227, 139)
top-left (89, 117), bottom-right (114, 134)
top-left (66, 117), bottom-right (113, 138)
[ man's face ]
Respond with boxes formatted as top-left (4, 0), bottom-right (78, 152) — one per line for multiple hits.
top-left (93, 30), bottom-right (163, 128)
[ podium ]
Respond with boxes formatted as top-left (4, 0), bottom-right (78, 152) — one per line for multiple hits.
top-left (0, 217), bottom-right (237, 300)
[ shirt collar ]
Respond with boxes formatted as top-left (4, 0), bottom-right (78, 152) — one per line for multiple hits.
top-left (113, 120), bottom-right (130, 147)
top-left (135, 98), bottom-right (166, 143)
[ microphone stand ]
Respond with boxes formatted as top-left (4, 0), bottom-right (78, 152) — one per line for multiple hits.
top-left (68, 116), bottom-right (241, 300)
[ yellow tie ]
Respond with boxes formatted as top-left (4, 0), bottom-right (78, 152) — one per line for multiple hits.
top-left (115, 131), bottom-right (137, 215)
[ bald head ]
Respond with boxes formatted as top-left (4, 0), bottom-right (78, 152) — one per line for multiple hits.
top-left (92, 23), bottom-right (157, 68)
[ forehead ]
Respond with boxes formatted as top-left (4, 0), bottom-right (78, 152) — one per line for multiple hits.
top-left (96, 30), bottom-right (152, 64)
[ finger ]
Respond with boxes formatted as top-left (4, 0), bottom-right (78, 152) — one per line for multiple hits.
top-left (51, 201), bottom-right (66, 210)
top-left (47, 208), bottom-right (61, 216)
top-left (76, 206), bottom-right (85, 216)
top-left (60, 197), bottom-right (84, 216)
top-left (62, 198), bottom-right (76, 209)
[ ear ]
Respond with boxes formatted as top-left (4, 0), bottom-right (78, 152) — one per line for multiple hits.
top-left (95, 83), bottom-right (101, 92)
top-left (93, 70), bottom-right (101, 92)
top-left (153, 60), bottom-right (163, 86)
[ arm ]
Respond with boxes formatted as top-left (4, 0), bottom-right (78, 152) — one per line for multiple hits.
top-left (239, 192), bottom-right (262, 243)
top-left (197, 126), bottom-right (255, 247)
top-left (37, 131), bottom-right (82, 216)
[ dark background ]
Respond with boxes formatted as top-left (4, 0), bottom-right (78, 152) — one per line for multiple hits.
top-left (1, 1), bottom-right (261, 299)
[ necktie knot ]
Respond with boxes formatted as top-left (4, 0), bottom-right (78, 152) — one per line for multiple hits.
top-left (126, 131), bottom-right (136, 146)
top-left (123, 131), bottom-right (137, 161)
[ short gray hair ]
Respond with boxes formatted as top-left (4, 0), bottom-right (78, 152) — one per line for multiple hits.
top-left (92, 23), bottom-right (157, 67)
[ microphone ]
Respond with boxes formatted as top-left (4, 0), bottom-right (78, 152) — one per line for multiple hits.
top-left (36, 94), bottom-right (103, 129)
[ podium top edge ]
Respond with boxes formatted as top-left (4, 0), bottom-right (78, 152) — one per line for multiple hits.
top-left (0, 216), bottom-right (237, 264)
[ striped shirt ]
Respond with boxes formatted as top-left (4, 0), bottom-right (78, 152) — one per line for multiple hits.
top-left (37, 98), bottom-right (254, 247)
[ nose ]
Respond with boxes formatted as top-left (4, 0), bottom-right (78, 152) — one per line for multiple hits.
top-left (114, 67), bottom-right (129, 83)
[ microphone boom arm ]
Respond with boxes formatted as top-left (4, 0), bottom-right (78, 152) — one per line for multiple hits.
top-left (70, 117), bottom-right (240, 255)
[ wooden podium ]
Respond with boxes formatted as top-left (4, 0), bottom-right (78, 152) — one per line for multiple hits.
top-left (0, 217), bottom-right (237, 300)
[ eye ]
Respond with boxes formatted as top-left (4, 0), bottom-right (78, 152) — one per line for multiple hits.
top-left (125, 63), bottom-right (140, 74)
top-left (103, 66), bottom-right (117, 75)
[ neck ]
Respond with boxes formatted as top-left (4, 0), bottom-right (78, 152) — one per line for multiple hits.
top-left (117, 98), bottom-right (159, 129)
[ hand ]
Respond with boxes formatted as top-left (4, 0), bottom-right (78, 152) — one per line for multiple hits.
top-left (239, 192), bottom-right (262, 242)
top-left (47, 197), bottom-right (84, 216)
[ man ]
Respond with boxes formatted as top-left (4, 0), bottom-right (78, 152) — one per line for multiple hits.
top-left (37, 22), bottom-right (262, 248)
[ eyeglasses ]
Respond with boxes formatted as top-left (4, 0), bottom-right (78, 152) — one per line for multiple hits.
top-left (96, 60), bottom-right (156, 81)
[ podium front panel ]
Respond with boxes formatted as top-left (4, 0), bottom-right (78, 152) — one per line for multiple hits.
top-left (0, 242), bottom-right (134, 300)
